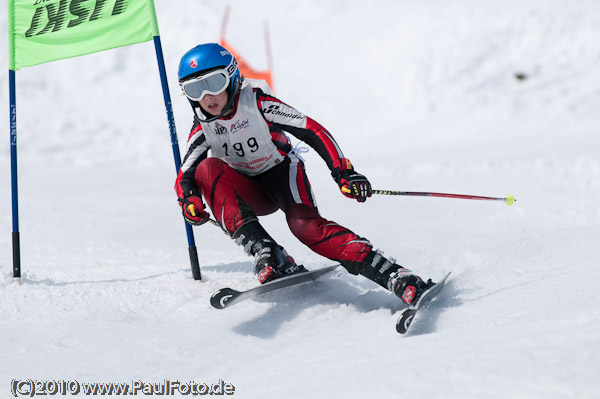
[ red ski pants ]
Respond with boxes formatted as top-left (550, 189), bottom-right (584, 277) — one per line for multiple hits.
top-left (194, 156), bottom-right (371, 271)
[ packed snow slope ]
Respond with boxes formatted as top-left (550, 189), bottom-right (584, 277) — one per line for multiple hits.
top-left (1, 1), bottom-right (599, 398)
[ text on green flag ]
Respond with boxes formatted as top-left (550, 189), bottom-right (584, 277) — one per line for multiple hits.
top-left (8, 0), bottom-right (159, 70)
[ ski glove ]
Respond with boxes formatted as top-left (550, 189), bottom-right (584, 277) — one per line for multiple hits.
top-left (331, 158), bottom-right (372, 203)
top-left (179, 195), bottom-right (210, 226)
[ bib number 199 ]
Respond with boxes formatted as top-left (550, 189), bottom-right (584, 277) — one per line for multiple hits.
top-left (222, 137), bottom-right (259, 157)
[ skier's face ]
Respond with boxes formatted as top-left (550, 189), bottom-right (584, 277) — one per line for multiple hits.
top-left (200, 91), bottom-right (229, 116)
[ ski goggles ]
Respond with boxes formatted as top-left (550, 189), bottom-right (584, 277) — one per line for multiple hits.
top-left (181, 69), bottom-right (230, 101)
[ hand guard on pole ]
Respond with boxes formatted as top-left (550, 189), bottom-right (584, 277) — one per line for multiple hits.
top-left (179, 194), bottom-right (210, 226)
top-left (331, 158), bottom-right (372, 203)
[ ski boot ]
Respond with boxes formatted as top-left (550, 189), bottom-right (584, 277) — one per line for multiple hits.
top-left (233, 221), bottom-right (307, 284)
top-left (252, 242), bottom-right (307, 284)
top-left (358, 249), bottom-right (433, 305)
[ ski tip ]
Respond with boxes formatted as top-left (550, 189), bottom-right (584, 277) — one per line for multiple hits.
top-left (396, 308), bottom-right (417, 334)
top-left (210, 287), bottom-right (239, 309)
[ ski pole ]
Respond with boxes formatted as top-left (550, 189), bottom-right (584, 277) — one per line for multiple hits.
top-left (202, 189), bottom-right (515, 230)
top-left (372, 190), bottom-right (516, 206)
top-left (207, 218), bottom-right (220, 227)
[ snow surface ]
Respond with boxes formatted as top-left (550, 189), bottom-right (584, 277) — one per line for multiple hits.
top-left (1, 0), bottom-right (600, 398)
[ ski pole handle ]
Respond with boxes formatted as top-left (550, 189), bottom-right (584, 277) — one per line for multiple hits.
top-left (373, 190), bottom-right (516, 206)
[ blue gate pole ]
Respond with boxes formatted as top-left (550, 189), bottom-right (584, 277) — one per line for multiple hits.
top-left (152, 36), bottom-right (201, 280)
top-left (9, 69), bottom-right (21, 284)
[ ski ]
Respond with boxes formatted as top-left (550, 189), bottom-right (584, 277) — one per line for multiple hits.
top-left (396, 272), bottom-right (451, 334)
top-left (210, 264), bottom-right (340, 309)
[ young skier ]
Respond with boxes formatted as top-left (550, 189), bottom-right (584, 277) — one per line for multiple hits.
top-left (174, 43), bottom-right (432, 305)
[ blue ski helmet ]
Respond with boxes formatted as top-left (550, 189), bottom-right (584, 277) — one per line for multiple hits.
top-left (178, 43), bottom-right (241, 98)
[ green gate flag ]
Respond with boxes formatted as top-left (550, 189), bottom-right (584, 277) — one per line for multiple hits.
top-left (8, 0), bottom-right (159, 70)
